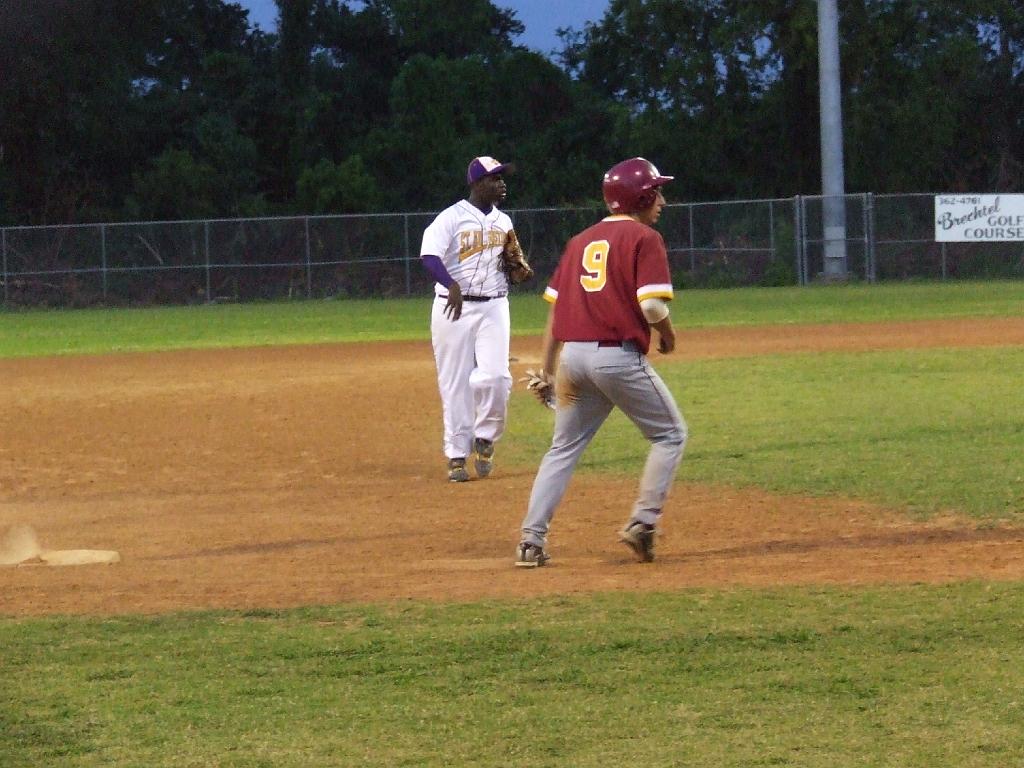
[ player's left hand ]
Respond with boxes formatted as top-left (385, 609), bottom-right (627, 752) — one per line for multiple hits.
top-left (445, 283), bottom-right (463, 320)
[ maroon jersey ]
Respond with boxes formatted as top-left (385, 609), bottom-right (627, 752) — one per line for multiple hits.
top-left (544, 215), bottom-right (674, 354)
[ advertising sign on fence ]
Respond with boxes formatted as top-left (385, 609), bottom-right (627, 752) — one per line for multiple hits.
top-left (934, 194), bottom-right (1024, 242)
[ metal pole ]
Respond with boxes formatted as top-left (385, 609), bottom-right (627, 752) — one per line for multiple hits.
top-left (866, 192), bottom-right (876, 282)
top-left (941, 242), bottom-right (947, 281)
top-left (100, 224), bottom-right (108, 299)
top-left (802, 197), bottom-right (811, 285)
top-left (204, 220), bottom-right (212, 303)
top-left (818, 0), bottom-right (848, 278)
top-left (768, 199), bottom-right (776, 264)
top-left (688, 204), bottom-right (695, 275)
top-left (404, 214), bottom-right (411, 296)
top-left (304, 217), bottom-right (312, 298)
top-left (861, 193), bottom-right (869, 283)
top-left (2, 228), bottom-right (7, 304)
top-left (794, 196), bottom-right (803, 286)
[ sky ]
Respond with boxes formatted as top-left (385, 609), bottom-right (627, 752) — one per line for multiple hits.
top-left (237, 0), bottom-right (609, 55)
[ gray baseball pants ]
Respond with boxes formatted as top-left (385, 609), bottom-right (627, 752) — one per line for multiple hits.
top-left (520, 341), bottom-right (687, 547)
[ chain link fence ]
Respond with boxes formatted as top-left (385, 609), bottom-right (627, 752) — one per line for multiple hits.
top-left (2, 193), bottom-right (1022, 307)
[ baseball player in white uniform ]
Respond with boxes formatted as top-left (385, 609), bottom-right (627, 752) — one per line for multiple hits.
top-left (420, 156), bottom-right (518, 482)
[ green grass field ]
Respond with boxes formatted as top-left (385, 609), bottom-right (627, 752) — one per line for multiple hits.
top-left (2, 279), bottom-right (1022, 357)
top-left (3, 281), bottom-right (1024, 766)
top-left (505, 346), bottom-right (1024, 520)
top-left (4, 585), bottom-right (1024, 767)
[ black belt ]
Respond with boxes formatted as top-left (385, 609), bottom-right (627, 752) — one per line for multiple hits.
top-left (597, 340), bottom-right (624, 347)
top-left (438, 294), bottom-right (505, 302)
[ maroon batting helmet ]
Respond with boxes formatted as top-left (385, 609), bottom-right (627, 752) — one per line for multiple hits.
top-left (602, 157), bottom-right (674, 214)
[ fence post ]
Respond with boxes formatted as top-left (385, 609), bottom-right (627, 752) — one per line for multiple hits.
top-left (404, 214), bottom-right (411, 296)
top-left (100, 223), bottom-right (108, 300)
top-left (768, 199), bottom-right (775, 264)
top-left (793, 195), bottom-right (803, 286)
top-left (941, 242), bottom-right (947, 280)
top-left (1, 227), bottom-right (7, 304)
top-left (204, 220), bottom-right (212, 303)
top-left (861, 193), bottom-right (869, 283)
top-left (868, 193), bottom-right (877, 283)
top-left (304, 217), bottom-right (312, 298)
top-left (688, 204), bottom-right (695, 275)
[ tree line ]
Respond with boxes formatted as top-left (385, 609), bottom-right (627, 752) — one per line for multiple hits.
top-left (1, 0), bottom-right (1021, 226)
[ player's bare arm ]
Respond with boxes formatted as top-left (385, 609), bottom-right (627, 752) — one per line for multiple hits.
top-left (651, 316), bottom-right (675, 354)
top-left (521, 307), bottom-right (560, 408)
top-left (641, 297), bottom-right (674, 354)
top-left (539, 306), bottom-right (562, 376)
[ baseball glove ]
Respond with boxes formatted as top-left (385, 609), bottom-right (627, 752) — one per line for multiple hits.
top-left (501, 230), bottom-right (534, 284)
top-left (519, 368), bottom-right (555, 409)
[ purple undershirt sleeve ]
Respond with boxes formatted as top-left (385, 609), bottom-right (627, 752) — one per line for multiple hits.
top-left (421, 254), bottom-right (455, 289)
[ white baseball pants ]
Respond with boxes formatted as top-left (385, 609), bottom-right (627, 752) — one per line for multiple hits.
top-left (430, 296), bottom-right (512, 460)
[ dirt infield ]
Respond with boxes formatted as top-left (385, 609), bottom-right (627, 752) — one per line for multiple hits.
top-left (2, 317), bottom-right (1024, 617)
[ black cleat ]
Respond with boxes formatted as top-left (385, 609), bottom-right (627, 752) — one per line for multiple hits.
top-left (447, 457), bottom-right (470, 483)
top-left (473, 438), bottom-right (494, 478)
top-left (515, 542), bottom-right (551, 568)
top-left (619, 521), bottom-right (656, 562)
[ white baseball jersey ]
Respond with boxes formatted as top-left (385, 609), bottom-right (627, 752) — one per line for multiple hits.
top-left (420, 200), bottom-right (513, 298)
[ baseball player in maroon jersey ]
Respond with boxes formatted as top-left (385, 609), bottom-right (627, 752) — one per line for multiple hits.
top-left (515, 157), bottom-right (688, 567)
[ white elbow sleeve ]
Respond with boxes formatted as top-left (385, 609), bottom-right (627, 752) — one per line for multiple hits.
top-left (640, 297), bottom-right (670, 324)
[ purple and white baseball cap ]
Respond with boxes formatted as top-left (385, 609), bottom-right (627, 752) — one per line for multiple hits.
top-left (467, 156), bottom-right (513, 184)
